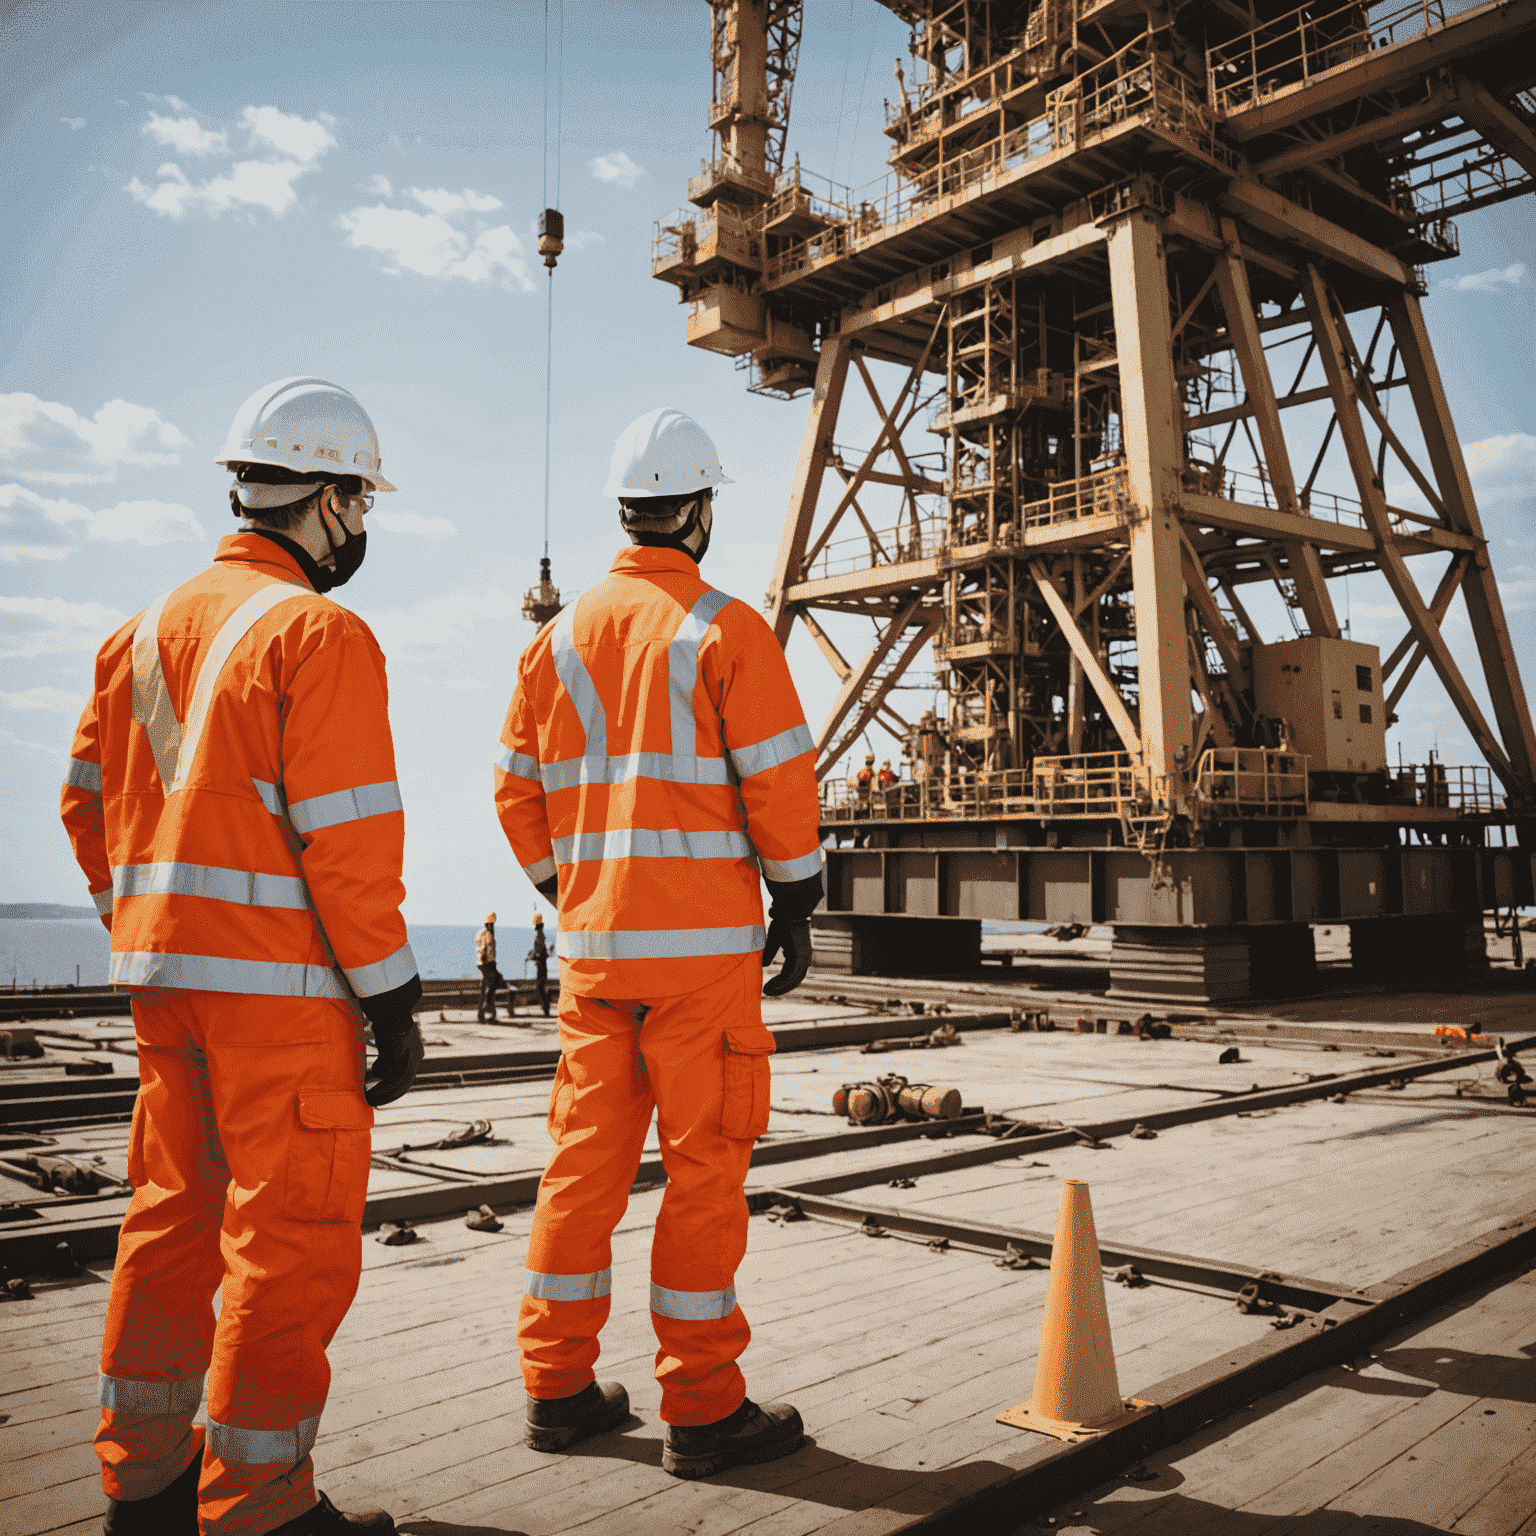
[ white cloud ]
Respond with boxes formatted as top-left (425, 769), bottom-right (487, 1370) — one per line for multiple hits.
top-left (566, 229), bottom-right (605, 252)
top-left (1439, 262), bottom-right (1525, 294)
top-left (450, 226), bottom-right (533, 289)
top-left (338, 205), bottom-right (462, 275)
top-left (87, 500), bottom-right (206, 545)
top-left (0, 686), bottom-right (87, 713)
top-left (0, 595), bottom-right (128, 659)
top-left (1, 394), bottom-right (190, 487)
top-left (588, 150), bottom-right (645, 189)
top-left (354, 589), bottom-right (519, 661)
top-left (1461, 432), bottom-right (1536, 504)
top-left (60, 117), bottom-right (85, 131)
top-left (0, 485), bottom-right (77, 561)
top-left (142, 111), bottom-right (228, 158)
top-left (240, 105), bottom-right (336, 164)
top-left (409, 186), bottom-right (502, 216)
top-left (360, 173), bottom-right (393, 197)
top-left (1389, 431), bottom-right (1536, 512)
top-left (337, 206), bottom-right (533, 292)
top-left (369, 509), bottom-right (457, 539)
top-left (443, 678), bottom-right (487, 691)
top-left (142, 93), bottom-right (191, 113)
top-left (128, 158), bottom-right (310, 219)
top-left (126, 105), bottom-right (334, 220)
top-left (0, 484), bottom-right (204, 556)
top-left (1496, 563), bottom-right (1536, 614)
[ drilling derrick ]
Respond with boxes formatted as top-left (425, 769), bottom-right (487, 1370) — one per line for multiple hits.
top-left (654, 0), bottom-right (1536, 1002)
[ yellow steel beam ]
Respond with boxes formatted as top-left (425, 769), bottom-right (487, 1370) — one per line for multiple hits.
top-left (1213, 220), bottom-right (1339, 637)
top-left (768, 335), bottom-right (851, 645)
top-left (1218, 0), bottom-right (1536, 141)
top-left (1252, 83), bottom-right (1456, 177)
top-left (1028, 562), bottom-right (1143, 760)
top-left (786, 557), bottom-right (944, 606)
top-left (1220, 179), bottom-right (1412, 287)
top-left (1179, 493), bottom-right (1478, 557)
top-left (1388, 289), bottom-right (1536, 797)
top-left (1303, 265), bottom-right (1516, 789)
top-left (1456, 76), bottom-right (1536, 182)
top-left (1109, 211), bottom-right (1193, 787)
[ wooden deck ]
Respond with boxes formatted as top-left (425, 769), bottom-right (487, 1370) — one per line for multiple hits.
top-left (1038, 1262), bottom-right (1536, 1535)
top-left (5, 976), bottom-right (1536, 1534)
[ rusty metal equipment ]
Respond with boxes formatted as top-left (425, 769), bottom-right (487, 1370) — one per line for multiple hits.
top-left (653, 0), bottom-right (1536, 1003)
top-left (833, 1072), bottom-right (963, 1124)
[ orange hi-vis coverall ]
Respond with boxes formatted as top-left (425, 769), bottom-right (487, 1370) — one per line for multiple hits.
top-left (60, 532), bottom-right (417, 1535)
top-left (493, 544), bottom-right (823, 1424)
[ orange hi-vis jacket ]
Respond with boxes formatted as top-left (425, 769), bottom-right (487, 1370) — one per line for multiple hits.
top-left (494, 545), bottom-right (823, 998)
top-left (60, 533), bottom-right (417, 1006)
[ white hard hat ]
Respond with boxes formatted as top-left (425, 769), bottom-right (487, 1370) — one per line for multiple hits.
top-left (215, 377), bottom-right (397, 492)
top-left (602, 407), bottom-right (733, 499)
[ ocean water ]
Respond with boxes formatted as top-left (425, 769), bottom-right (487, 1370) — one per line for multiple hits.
top-left (0, 917), bottom-right (1039, 990)
top-left (0, 920), bottom-right (544, 989)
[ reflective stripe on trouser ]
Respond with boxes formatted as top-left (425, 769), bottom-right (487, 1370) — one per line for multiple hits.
top-left (517, 954), bottom-right (770, 1425)
top-left (93, 1374), bottom-right (206, 1504)
top-left (96, 987), bottom-right (372, 1534)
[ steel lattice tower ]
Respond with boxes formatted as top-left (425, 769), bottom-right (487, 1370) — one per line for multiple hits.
top-left (653, 0), bottom-right (1536, 1001)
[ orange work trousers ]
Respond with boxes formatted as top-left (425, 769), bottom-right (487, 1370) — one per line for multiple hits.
top-left (517, 953), bottom-right (774, 1425)
top-left (95, 987), bottom-right (373, 1535)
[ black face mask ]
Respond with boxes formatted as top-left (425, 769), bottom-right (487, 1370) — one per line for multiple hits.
top-left (317, 503), bottom-right (367, 591)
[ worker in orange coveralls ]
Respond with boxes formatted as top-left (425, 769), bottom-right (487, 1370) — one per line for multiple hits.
top-left (61, 378), bottom-right (424, 1536)
top-left (493, 408), bottom-right (824, 1480)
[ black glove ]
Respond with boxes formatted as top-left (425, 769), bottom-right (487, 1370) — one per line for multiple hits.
top-left (535, 875), bottom-right (558, 902)
top-left (362, 976), bottom-right (424, 1107)
top-left (760, 870), bottom-right (823, 997)
top-left (366, 1021), bottom-right (423, 1107)
top-left (762, 918), bottom-right (813, 996)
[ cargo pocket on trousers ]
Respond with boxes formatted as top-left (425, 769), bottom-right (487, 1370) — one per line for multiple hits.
top-left (286, 1091), bottom-right (375, 1223)
top-left (720, 1027), bottom-right (776, 1141)
top-left (547, 1057), bottom-right (576, 1143)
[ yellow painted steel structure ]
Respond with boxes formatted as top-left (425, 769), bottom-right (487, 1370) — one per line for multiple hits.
top-left (653, 0), bottom-right (1536, 998)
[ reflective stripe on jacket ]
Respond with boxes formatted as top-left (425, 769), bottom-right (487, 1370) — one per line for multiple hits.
top-left (59, 533), bottom-right (416, 1002)
top-left (494, 545), bottom-right (822, 998)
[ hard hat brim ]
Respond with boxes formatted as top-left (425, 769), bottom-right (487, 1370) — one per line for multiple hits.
top-left (217, 449), bottom-right (396, 494)
top-left (602, 472), bottom-right (732, 499)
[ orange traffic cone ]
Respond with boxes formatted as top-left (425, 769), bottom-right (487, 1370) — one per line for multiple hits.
top-left (997, 1179), bottom-right (1153, 1441)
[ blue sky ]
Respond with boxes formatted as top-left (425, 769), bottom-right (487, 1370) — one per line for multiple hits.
top-left (2, 0), bottom-right (1532, 924)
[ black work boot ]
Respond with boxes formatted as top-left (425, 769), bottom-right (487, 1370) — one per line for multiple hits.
top-left (266, 1490), bottom-right (395, 1533)
top-left (662, 1397), bottom-right (804, 1480)
top-left (103, 1444), bottom-right (201, 1534)
top-left (524, 1379), bottom-right (630, 1451)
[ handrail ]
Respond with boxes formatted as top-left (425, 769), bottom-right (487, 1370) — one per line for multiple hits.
top-left (1207, 0), bottom-right (1447, 116)
top-left (1196, 747), bottom-right (1310, 817)
top-left (764, 44), bottom-right (1216, 287)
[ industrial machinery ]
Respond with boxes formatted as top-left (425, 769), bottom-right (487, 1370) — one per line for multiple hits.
top-left (653, 0), bottom-right (1536, 1000)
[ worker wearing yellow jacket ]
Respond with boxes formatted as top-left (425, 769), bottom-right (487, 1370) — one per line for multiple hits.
top-left (61, 379), bottom-right (420, 1536)
top-left (493, 408), bottom-right (823, 1479)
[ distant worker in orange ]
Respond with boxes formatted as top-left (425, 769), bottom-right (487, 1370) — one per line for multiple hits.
top-left (528, 911), bottom-right (551, 1018)
top-left (494, 408), bottom-right (823, 1479)
top-left (61, 378), bottom-right (422, 1536)
top-left (476, 912), bottom-right (502, 1021)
